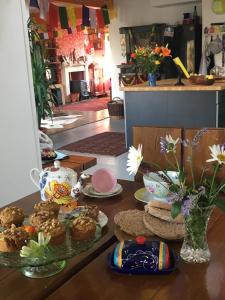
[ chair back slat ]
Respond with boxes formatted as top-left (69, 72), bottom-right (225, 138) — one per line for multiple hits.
top-left (183, 128), bottom-right (225, 183)
top-left (133, 126), bottom-right (182, 171)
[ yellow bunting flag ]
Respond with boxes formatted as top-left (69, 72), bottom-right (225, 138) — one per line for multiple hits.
top-left (108, 0), bottom-right (117, 20)
top-left (66, 6), bottom-right (77, 30)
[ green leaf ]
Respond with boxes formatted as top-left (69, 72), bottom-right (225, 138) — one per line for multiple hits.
top-left (171, 201), bottom-right (182, 219)
top-left (215, 198), bottom-right (225, 213)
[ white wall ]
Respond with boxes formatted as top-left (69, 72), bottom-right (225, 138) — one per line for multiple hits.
top-left (109, 0), bottom-right (202, 98)
top-left (0, 0), bottom-right (41, 206)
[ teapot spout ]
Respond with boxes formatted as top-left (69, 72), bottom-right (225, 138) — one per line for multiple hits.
top-left (71, 174), bottom-right (90, 198)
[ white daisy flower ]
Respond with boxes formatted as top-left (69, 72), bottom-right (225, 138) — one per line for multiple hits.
top-left (165, 135), bottom-right (180, 146)
top-left (207, 144), bottom-right (225, 165)
top-left (126, 144), bottom-right (143, 175)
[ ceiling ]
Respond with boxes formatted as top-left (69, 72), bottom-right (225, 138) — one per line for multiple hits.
top-left (50, 0), bottom-right (109, 8)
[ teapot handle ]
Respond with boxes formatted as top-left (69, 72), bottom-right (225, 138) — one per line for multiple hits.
top-left (30, 168), bottom-right (41, 188)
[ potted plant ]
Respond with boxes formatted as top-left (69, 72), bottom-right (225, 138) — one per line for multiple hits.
top-left (28, 18), bottom-right (56, 128)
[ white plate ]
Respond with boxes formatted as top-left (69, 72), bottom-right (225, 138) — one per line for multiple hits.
top-left (83, 183), bottom-right (123, 198)
top-left (88, 183), bottom-right (122, 196)
top-left (134, 187), bottom-right (171, 204)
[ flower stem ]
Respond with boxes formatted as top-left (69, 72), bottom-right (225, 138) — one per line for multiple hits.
top-left (189, 147), bottom-right (196, 190)
top-left (209, 163), bottom-right (220, 198)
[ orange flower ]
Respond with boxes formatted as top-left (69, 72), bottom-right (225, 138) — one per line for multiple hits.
top-left (161, 47), bottom-right (171, 57)
top-left (154, 47), bottom-right (161, 54)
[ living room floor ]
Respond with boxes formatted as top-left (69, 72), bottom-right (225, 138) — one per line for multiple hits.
top-left (51, 117), bottom-right (134, 181)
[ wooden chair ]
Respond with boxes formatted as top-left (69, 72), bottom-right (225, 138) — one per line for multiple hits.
top-left (133, 126), bottom-right (225, 184)
top-left (183, 128), bottom-right (225, 183)
top-left (133, 126), bottom-right (182, 181)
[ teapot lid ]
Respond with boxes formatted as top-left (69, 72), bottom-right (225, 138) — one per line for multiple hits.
top-left (44, 160), bottom-right (77, 177)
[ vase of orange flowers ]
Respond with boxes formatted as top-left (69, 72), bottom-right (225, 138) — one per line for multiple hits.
top-left (131, 45), bottom-right (171, 86)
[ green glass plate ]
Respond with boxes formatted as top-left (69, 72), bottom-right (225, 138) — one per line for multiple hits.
top-left (0, 212), bottom-right (103, 268)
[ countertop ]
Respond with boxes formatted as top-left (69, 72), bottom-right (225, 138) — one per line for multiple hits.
top-left (121, 79), bottom-right (225, 91)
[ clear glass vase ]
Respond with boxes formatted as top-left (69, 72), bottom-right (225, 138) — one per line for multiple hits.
top-left (180, 205), bottom-right (214, 263)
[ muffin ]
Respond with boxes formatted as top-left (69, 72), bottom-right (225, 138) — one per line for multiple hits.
top-left (82, 205), bottom-right (99, 221)
top-left (38, 219), bottom-right (66, 245)
top-left (34, 201), bottom-right (60, 218)
top-left (0, 224), bottom-right (29, 252)
top-left (71, 216), bottom-right (96, 241)
top-left (0, 206), bottom-right (25, 228)
top-left (29, 210), bottom-right (55, 228)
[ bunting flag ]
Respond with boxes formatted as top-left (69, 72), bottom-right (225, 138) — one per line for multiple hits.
top-left (67, 27), bottom-right (73, 34)
top-left (49, 3), bottom-right (59, 28)
top-left (38, 0), bottom-right (49, 20)
top-left (59, 7), bottom-right (69, 29)
top-left (53, 31), bottom-right (58, 38)
top-left (43, 32), bottom-right (49, 39)
top-left (96, 9), bottom-right (104, 29)
top-left (89, 8), bottom-right (97, 29)
top-left (101, 5), bottom-right (110, 25)
top-left (30, 0), bottom-right (39, 8)
top-left (108, 0), bottom-right (117, 20)
top-left (66, 6), bottom-right (77, 30)
top-left (82, 5), bottom-right (90, 27)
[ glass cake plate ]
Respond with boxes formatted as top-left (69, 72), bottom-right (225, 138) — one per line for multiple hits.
top-left (0, 209), bottom-right (105, 278)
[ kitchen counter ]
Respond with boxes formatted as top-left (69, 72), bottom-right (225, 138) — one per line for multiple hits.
top-left (122, 79), bottom-right (225, 147)
top-left (121, 79), bottom-right (225, 91)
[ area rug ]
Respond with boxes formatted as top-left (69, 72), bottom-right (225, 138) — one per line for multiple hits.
top-left (59, 97), bottom-right (110, 112)
top-left (60, 132), bottom-right (127, 156)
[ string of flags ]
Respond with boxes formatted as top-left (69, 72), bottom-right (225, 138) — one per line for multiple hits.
top-left (29, 0), bottom-right (112, 32)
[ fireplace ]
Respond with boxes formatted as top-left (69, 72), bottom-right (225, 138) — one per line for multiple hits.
top-left (61, 64), bottom-right (88, 101)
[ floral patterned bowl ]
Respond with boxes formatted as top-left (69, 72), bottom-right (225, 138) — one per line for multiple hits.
top-left (143, 171), bottom-right (179, 199)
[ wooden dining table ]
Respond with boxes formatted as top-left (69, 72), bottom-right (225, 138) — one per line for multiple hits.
top-left (1, 179), bottom-right (225, 300)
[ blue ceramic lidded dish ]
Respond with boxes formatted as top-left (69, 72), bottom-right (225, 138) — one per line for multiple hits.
top-left (108, 237), bottom-right (178, 274)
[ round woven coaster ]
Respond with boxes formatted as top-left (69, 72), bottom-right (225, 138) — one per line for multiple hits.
top-left (144, 206), bottom-right (184, 224)
top-left (143, 212), bottom-right (185, 240)
top-left (114, 209), bottom-right (154, 237)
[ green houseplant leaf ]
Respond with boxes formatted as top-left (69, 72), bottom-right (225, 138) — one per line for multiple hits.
top-left (28, 18), bottom-right (56, 128)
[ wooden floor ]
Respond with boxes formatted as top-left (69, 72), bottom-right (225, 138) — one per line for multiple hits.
top-left (45, 108), bottom-right (109, 135)
top-left (51, 116), bottom-right (133, 181)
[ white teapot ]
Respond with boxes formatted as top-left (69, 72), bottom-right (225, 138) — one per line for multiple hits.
top-left (30, 161), bottom-right (78, 204)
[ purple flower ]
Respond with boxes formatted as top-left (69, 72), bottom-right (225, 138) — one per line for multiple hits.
top-left (160, 137), bottom-right (168, 154)
top-left (191, 128), bottom-right (208, 148)
top-left (181, 196), bottom-right (194, 216)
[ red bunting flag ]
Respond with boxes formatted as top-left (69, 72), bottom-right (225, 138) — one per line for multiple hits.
top-left (48, 3), bottom-right (59, 28)
top-left (96, 9), bottom-right (104, 29)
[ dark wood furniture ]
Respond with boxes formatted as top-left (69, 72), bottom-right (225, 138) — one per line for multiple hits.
top-left (43, 155), bottom-right (97, 173)
top-left (1, 175), bottom-right (225, 299)
top-left (48, 208), bottom-right (225, 300)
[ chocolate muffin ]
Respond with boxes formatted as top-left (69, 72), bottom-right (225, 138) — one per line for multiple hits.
top-left (34, 201), bottom-right (60, 218)
top-left (29, 210), bottom-right (55, 229)
top-left (38, 219), bottom-right (66, 245)
top-left (71, 216), bottom-right (96, 241)
top-left (0, 224), bottom-right (29, 252)
top-left (0, 206), bottom-right (25, 228)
